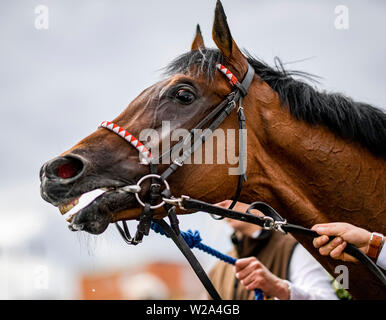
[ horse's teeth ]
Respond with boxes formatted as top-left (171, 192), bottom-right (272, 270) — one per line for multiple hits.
top-left (59, 198), bottom-right (79, 214)
top-left (59, 204), bottom-right (71, 214)
top-left (59, 189), bottom-right (106, 223)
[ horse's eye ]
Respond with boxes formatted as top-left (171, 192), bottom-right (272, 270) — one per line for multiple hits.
top-left (175, 89), bottom-right (195, 105)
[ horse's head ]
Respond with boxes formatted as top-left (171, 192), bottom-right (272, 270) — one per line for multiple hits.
top-left (40, 1), bottom-right (269, 234)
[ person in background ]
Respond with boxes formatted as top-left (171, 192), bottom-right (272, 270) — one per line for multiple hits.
top-left (207, 200), bottom-right (338, 300)
top-left (312, 222), bottom-right (385, 270)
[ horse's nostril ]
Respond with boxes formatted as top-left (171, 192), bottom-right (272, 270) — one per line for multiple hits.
top-left (45, 155), bottom-right (85, 180)
top-left (57, 161), bottom-right (81, 179)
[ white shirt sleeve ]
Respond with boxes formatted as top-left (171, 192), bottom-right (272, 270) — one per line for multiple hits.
top-left (376, 245), bottom-right (386, 270)
top-left (285, 244), bottom-right (338, 300)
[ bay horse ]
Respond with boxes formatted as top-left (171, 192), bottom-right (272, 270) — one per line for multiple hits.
top-left (40, 1), bottom-right (386, 299)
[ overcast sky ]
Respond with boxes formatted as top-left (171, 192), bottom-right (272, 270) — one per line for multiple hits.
top-left (0, 0), bottom-right (385, 297)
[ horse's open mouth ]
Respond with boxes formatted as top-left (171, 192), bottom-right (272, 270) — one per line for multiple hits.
top-left (40, 153), bottom-right (147, 234)
top-left (56, 188), bottom-right (137, 235)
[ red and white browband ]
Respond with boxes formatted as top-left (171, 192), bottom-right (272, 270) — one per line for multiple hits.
top-left (99, 121), bottom-right (152, 161)
top-left (216, 63), bottom-right (239, 86)
top-left (99, 64), bottom-right (239, 164)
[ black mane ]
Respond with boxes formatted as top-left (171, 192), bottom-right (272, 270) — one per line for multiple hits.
top-left (166, 49), bottom-right (386, 157)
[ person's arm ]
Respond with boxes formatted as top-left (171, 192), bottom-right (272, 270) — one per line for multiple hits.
top-left (312, 222), bottom-right (385, 269)
top-left (376, 245), bottom-right (386, 270)
top-left (235, 257), bottom-right (290, 300)
top-left (234, 246), bottom-right (338, 300)
top-left (285, 244), bottom-right (338, 300)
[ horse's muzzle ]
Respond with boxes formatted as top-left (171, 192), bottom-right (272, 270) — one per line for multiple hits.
top-left (39, 154), bottom-right (88, 205)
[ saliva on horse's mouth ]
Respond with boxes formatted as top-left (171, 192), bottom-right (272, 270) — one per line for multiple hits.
top-left (59, 189), bottom-right (106, 223)
top-left (59, 188), bottom-right (114, 234)
top-left (58, 186), bottom-right (139, 234)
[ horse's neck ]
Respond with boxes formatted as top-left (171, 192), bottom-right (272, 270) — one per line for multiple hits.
top-left (245, 98), bottom-right (386, 233)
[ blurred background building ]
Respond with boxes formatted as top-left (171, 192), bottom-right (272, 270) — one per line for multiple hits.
top-left (0, 0), bottom-right (385, 299)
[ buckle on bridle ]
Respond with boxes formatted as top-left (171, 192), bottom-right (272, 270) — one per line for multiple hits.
top-left (162, 195), bottom-right (189, 210)
top-left (173, 158), bottom-right (183, 167)
top-left (262, 216), bottom-right (274, 230)
top-left (262, 216), bottom-right (287, 233)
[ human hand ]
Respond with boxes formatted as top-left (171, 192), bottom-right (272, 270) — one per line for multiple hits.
top-left (235, 257), bottom-right (290, 300)
top-left (312, 222), bottom-right (371, 262)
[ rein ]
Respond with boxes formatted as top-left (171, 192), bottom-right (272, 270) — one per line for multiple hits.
top-left (150, 221), bottom-right (264, 300)
top-left (99, 62), bottom-right (386, 300)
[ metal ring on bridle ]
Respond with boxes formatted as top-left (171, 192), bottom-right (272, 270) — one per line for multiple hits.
top-left (134, 174), bottom-right (170, 209)
top-left (262, 216), bottom-right (275, 231)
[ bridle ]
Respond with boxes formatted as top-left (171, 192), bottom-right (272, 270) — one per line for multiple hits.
top-left (99, 62), bottom-right (254, 299)
top-left (99, 62), bottom-right (386, 300)
top-left (99, 61), bottom-right (255, 244)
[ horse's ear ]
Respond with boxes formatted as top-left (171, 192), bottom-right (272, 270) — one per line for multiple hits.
top-left (212, 1), bottom-right (247, 73)
top-left (191, 24), bottom-right (205, 51)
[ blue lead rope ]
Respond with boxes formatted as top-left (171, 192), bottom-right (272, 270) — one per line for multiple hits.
top-left (150, 222), bottom-right (264, 300)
